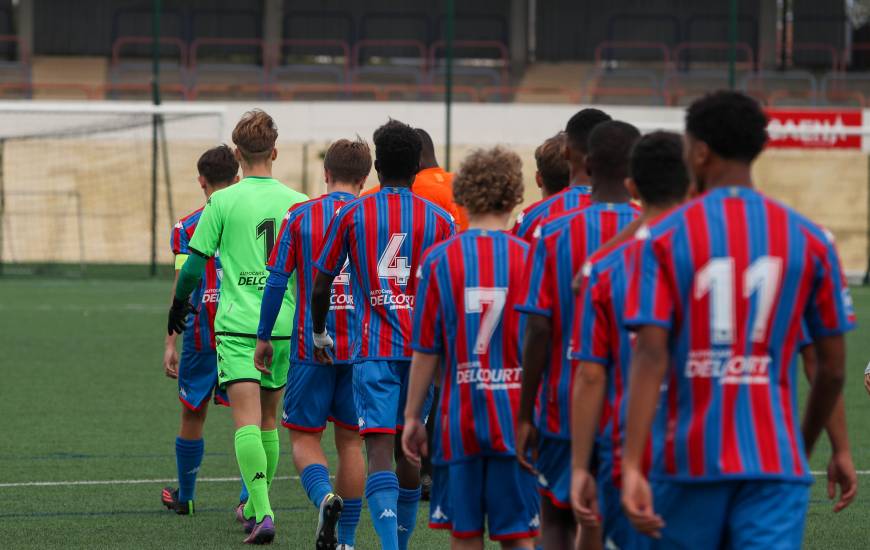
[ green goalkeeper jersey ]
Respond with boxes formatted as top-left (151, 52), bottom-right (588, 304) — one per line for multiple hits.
top-left (189, 176), bottom-right (308, 338)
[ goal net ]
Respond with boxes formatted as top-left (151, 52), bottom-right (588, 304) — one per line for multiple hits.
top-left (0, 102), bottom-right (225, 277)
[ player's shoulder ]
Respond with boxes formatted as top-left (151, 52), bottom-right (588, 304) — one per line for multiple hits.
top-left (755, 191), bottom-right (834, 245)
top-left (178, 206), bottom-right (205, 228)
top-left (408, 191), bottom-right (454, 224)
top-left (538, 203), bottom-right (587, 238)
top-left (276, 182), bottom-right (309, 204)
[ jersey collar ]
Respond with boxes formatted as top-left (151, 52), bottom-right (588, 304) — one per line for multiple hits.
top-left (329, 191), bottom-right (356, 201)
top-left (705, 185), bottom-right (757, 199)
top-left (380, 186), bottom-right (413, 194)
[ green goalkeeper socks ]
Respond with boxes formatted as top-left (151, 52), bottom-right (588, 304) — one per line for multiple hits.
top-left (242, 428), bottom-right (280, 520)
top-left (235, 425), bottom-right (273, 522)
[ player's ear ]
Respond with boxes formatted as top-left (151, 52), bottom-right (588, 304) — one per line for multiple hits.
top-left (625, 177), bottom-right (641, 202)
top-left (271, 148), bottom-right (278, 162)
top-left (535, 171), bottom-right (543, 189)
top-left (232, 175), bottom-right (240, 184)
top-left (233, 147), bottom-right (242, 162)
top-left (562, 143), bottom-right (570, 161)
top-left (197, 175), bottom-right (208, 190)
top-left (324, 168), bottom-right (332, 185)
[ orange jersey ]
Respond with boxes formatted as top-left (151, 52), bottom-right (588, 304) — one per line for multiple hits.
top-left (361, 167), bottom-right (469, 231)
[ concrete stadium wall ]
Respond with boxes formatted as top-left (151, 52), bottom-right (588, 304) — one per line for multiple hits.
top-left (1, 101), bottom-right (866, 275)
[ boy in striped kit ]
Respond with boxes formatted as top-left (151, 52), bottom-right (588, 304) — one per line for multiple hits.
top-left (515, 121), bottom-right (641, 549)
top-left (311, 120), bottom-right (455, 550)
top-left (255, 138), bottom-right (372, 549)
top-left (161, 145), bottom-right (240, 515)
top-left (403, 146), bottom-right (539, 548)
top-left (621, 91), bottom-right (856, 548)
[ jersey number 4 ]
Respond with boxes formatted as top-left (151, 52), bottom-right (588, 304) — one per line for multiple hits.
top-left (695, 256), bottom-right (782, 345)
top-left (377, 233), bottom-right (411, 285)
top-left (465, 287), bottom-right (508, 354)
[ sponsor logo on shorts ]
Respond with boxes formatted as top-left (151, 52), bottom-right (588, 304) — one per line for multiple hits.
top-left (358, 417), bottom-right (365, 428)
top-left (537, 474), bottom-right (548, 487)
top-left (529, 514), bottom-right (540, 529)
top-left (431, 506), bottom-right (449, 521)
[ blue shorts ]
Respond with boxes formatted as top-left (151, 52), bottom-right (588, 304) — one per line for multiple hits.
top-left (429, 464), bottom-right (452, 530)
top-left (642, 479), bottom-right (810, 549)
top-left (441, 456), bottom-right (540, 541)
top-left (352, 360), bottom-right (432, 436)
top-left (178, 349), bottom-right (228, 410)
top-left (282, 362), bottom-right (357, 433)
top-left (596, 470), bottom-right (635, 549)
top-left (536, 435), bottom-right (571, 509)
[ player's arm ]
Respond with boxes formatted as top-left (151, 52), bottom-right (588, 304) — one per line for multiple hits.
top-left (403, 253), bottom-right (443, 466)
top-left (163, 265), bottom-right (182, 378)
top-left (310, 212), bottom-right (349, 360)
top-left (515, 234), bottom-right (553, 474)
top-left (801, 344), bottom-right (856, 512)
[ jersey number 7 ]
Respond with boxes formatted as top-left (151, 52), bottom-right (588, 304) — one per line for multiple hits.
top-left (465, 287), bottom-right (508, 354)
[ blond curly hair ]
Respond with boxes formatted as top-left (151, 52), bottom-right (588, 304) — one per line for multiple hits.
top-left (453, 147), bottom-right (524, 215)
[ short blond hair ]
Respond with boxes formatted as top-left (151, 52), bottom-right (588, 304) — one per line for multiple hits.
top-left (453, 147), bottom-right (524, 215)
top-left (232, 109), bottom-right (278, 164)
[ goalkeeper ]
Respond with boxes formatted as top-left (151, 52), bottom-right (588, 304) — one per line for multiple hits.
top-left (168, 110), bottom-right (308, 545)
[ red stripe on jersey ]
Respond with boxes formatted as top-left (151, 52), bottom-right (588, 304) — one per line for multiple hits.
top-left (479, 240), bottom-right (507, 454)
top-left (685, 203), bottom-right (712, 477)
top-left (362, 198), bottom-right (380, 358)
top-left (449, 241), bottom-right (480, 457)
top-left (719, 199), bottom-right (746, 475)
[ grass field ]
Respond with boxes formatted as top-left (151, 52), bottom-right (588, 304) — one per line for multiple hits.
top-left (2, 278), bottom-right (870, 549)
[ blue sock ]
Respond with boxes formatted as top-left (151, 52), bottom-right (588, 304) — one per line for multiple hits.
top-left (337, 497), bottom-right (362, 547)
top-left (175, 437), bottom-right (204, 503)
top-left (300, 464), bottom-right (333, 508)
top-left (397, 486), bottom-right (421, 550)
top-left (239, 478), bottom-right (249, 503)
top-left (365, 471), bottom-right (400, 550)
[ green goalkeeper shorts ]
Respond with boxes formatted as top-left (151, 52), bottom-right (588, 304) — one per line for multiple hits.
top-left (216, 335), bottom-right (290, 391)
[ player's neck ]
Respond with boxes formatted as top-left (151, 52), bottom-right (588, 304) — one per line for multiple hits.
top-left (468, 211), bottom-right (512, 232)
top-left (590, 180), bottom-right (631, 203)
top-left (326, 182), bottom-right (360, 196)
top-left (642, 201), bottom-right (681, 221)
top-left (242, 164), bottom-right (272, 178)
top-left (379, 178), bottom-right (413, 189)
top-left (701, 162), bottom-right (754, 192)
top-left (568, 167), bottom-right (589, 187)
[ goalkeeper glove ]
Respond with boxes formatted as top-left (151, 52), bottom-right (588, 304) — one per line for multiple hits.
top-left (313, 330), bottom-right (334, 350)
top-left (168, 297), bottom-right (195, 335)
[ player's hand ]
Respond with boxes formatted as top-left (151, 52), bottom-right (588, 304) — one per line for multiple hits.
top-left (167, 298), bottom-right (195, 335)
top-left (313, 330), bottom-right (335, 365)
top-left (515, 418), bottom-right (539, 475)
top-left (621, 466), bottom-right (664, 538)
top-left (163, 345), bottom-right (179, 379)
top-left (827, 450), bottom-right (858, 513)
top-left (571, 467), bottom-right (600, 528)
top-left (863, 370), bottom-right (870, 396)
top-left (401, 417), bottom-right (428, 468)
top-left (254, 339), bottom-right (273, 376)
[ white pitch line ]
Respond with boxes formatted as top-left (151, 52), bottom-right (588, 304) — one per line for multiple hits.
top-left (1, 471), bottom-right (866, 489)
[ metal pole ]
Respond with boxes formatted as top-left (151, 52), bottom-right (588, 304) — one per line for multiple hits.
top-left (445, 0), bottom-right (454, 171)
top-left (150, 0), bottom-right (162, 277)
top-left (728, 0), bottom-right (737, 89)
top-left (780, 0), bottom-right (788, 69)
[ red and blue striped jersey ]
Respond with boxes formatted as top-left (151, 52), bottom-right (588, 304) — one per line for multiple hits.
top-left (571, 240), bottom-right (651, 487)
top-left (171, 207), bottom-right (220, 353)
top-left (624, 186), bottom-right (855, 483)
top-left (512, 186), bottom-right (592, 242)
top-left (267, 191), bottom-right (357, 365)
top-left (316, 186), bottom-right (455, 361)
top-left (517, 202), bottom-right (640, 439)
top-left (412, 229), bottom-right (530, 464)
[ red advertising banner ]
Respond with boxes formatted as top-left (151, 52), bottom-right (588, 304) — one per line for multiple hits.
top-left (765, 109), bottom-right (863, 149)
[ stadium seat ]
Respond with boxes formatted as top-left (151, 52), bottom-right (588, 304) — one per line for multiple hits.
top-left (605, 13), bottom-right (681, 48)
top-left (189, 8), bottom-right (262, 43)
top-left (351, 39), bottom-right (428, 96)
top-left (283, 10), bottom-right (355, 47)
top-left (189, 38), bottom-right (271, 100)
top-left (667, 42), bottom-right (755, 106)
top-left (584, 68), bottom-right (666, 105)
top-left (271, 39), bottom-right (350, 91)
top-left (684, 13), bottom-right (759, 66)
top-left (742, 70), bottom-right (819, 106)
top-left (108, 36), bottom-right (189, 100)
top-left (435, 13), bottom-right (509, 44)
top-left (360, 11), bottom-right (432, 44)
top-left (110, 7), bottom-right (185, 48)
top-left (428, 40), bottom-right (510, 89)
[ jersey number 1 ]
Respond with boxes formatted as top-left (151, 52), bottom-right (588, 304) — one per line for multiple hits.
top-left (465, 287), bottom-right (508, 354)
top-left (694, 256), bottom-right (782, 345)
top-left (256, 219), bottom-right (277, 262)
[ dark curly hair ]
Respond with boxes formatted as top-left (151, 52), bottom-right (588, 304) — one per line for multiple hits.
top-left (453, 147), bottom-right (524, 216)
top-left (686, 90), bottom-right (768, 162)
top-left (630, 131), bottom-right (689, 206)
top-left (373, 119), bottom-right (422, 181)
top-left (586, 120), bottom-right (641, 182)
top-left (197, 144), bottom-right (238, 185)
top-left (565, 108), bottom-right (612, 154)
